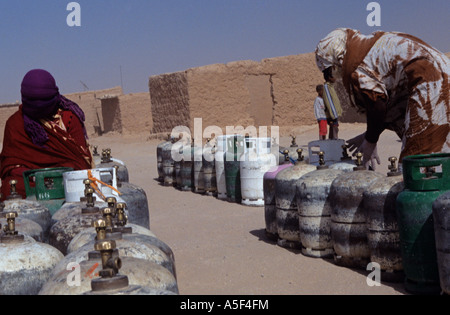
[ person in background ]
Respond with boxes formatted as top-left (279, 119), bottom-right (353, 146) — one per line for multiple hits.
top-left (313, 84), bottom-right (328, 140)
top-left (322, 67), bottom-right (342, 140)
top-left (315, 28), bottom-right (449, 170)
top-left (0, 69), bottom-right (94, 200)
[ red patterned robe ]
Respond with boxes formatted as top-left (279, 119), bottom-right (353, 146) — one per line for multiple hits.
top-left (0, 106), bottom-right (93, 200)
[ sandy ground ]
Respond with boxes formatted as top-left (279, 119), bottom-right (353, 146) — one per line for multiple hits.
top-left (86, 122), bottom-right (409, 296)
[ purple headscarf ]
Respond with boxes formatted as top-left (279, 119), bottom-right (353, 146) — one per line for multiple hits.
top-left (21, 69), bottom-right (87, 147)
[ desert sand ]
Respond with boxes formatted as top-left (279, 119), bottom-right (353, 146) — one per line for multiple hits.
top-left (88, 122), bottom-right (408, 296)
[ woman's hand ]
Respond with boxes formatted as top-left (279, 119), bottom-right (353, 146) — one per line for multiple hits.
top-left (346, 133), bottom-right (380, 170)
top-left (346, 132), bottom-right (366, 154)
top-left (359, 139), bottom-right (380, 170)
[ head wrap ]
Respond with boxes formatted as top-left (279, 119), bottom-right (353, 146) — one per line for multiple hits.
top-left (20, 69), bottom-right (87, 147)
top-left (315, 28), bottom-right (349, 72)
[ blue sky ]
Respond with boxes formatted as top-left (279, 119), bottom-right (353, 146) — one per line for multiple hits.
top-left (0, 0), bottom-right (448, 103)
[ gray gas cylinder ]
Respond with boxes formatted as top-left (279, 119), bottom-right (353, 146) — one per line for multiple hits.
top-left (328, 145), bottom-right (357, 172)
top-left (97, 148), bottom-right (129, 183)
top-left (0, 196), bottom-right (44, 242)
top-left (52, 179), bottom-right (108, 223)
top-left (329, 153), bottom-right (384, 268)
top-left (59, 216), bottom-right (176, 277)
top-left (112, 166), bottom-right (150, 230)
top-left (263, 150), bottom-right (292, 241)
top-left (193, 144), bottom-right (205, 194)
top-left (162, 137), bottom-right (177, 186)
top-left (363, 157), bottom-right (405, 282)
top-left (180, 141), bottom-right (195, 192)
top-left (39, 239), bottom-right (178, 295)
top-left (3, 179), bottom-right (53, 240)
top-left (432, 190), bottom-right (450, 294)
top-left (48, 187), bottom-right (103, 255)
top-left (275, 149), bottom-right (316, 249)
top-left (296, 152), bottom-right (345, 258)
top-left (0, 211), bottom-right (63, 295)
top-left (157, 134), bottom-right (172, 182)
top-left (66, 205), bottom-right (156, 253)
top-left (203, 139), bottom-right (217, 196)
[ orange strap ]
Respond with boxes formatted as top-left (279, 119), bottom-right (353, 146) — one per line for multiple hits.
top-left (87, 169), bottom-right (122, 200)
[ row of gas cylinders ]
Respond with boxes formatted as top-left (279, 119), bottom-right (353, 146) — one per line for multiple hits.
top-left (157, 134), bottom-right (314, 205)
top-left (158, 134), bottom-right (450, 295)
top-left (0, 147), bottom-right (178, 295)
top-left (267, 150), bottom-right (450, 295)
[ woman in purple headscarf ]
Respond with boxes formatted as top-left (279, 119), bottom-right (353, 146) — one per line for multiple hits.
top-left (0, 69), bottom-right (94, 200)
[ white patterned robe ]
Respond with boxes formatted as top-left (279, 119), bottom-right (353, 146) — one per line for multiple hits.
top-left (315, 28), bottom-right (449, 160)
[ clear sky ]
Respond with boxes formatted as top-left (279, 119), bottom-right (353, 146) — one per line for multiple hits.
top-left (0, 0), bottom-right (448, 103)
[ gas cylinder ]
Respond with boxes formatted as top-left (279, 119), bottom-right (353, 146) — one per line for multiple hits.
top-left (432, 191), bottom-right (450, 295)
top-left (329, 153), bottom-right (384, 268)
top-left (23, 167), bottom-right (73, 215)
top-left (0, 211), bottom-right (63, 295)
top-left (180, 140), bottom-right (195, 191)
top-left (40, 239), bottom-right (178, 295)
top-left (328, 144), bottom-right (356, 173)
top-left (363, 157), bottom-right (404, 282)
top-left (263, 150), bottom-right (292, 241)
top-left (3, 179), bottom-right (53, 240)
top-left (52, 179), bottom-right (108, 223)
top-left (157, 134), bottom-right (172, 182)
top-left (47, 216), bottom-right (176, 279)
top-left (162, 137), bottom-right (177, 187)
top-left (112, 166), bottom-right (150, 229)
top-left (275, 149), bottom-right (316, 249)
top-left (0, 194), bottom-right (44, 242)
top-left (48, 187), bottom-right (103, 255)
top-left (396, 153), bottom-right (450, 294)
top-left (224, 135), bottom-right (245, 203)
top-left (296, 151), bottom-right (345, 258)
top-left (62, 167), bottom-right (119, 203)
top-left (66, 202), bottom-right (156, 253)
top-left (193, 143), bottom-right (205, 194)
top-left (174, 145), bottom-right (183, 189)
top-left (215, 135), bottom-right (232, 200)
top-left (279, 136), bottom-right (305, 164)
top-left (203, 138), bottom-right (217, 196)
top-left (98, 148), bottom-right (129, 183)
top-left (240, 137), bottom-right (277, 207)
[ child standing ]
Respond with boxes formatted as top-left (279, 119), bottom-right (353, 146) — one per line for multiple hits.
top-left (322, 67), bottom-right (342, 140)
top-left (314, 84), bottom-right (327, 140)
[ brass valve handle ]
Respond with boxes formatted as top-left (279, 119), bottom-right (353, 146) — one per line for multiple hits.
top-left (2, 211), bottom-right (18, 235)
top-left (318, 151), bottom-right (325, 166)
top-left (115, 203), bottom-right (128, 227)
top-left (101, 207), bottom-right (115, 230)
top-left (106, 197), bottom-right (117, 213)
top-left (95, 240), bottom-right (122, 278)
top-left (388, 156), bottom-right (398, 171)
top-left (283, 149), bottom-right (289, 161)
top-left (93, 219), bottom-right (107, 241)
top-left (290, 135), bottom-right (298, 147)
top-left (297, 148), bottom-right (304, 162)
top-left (85, 187), bottom-right (95, 207)
top-left (356, 152), bottom-right (363, 166)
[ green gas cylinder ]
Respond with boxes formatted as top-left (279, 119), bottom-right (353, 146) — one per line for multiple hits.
top-left (224, 135), bottom-right (245, 203)
top-left (23, 167), bottom-right (73, 215)
top-left (396, 153), bottom-right (450, 294)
